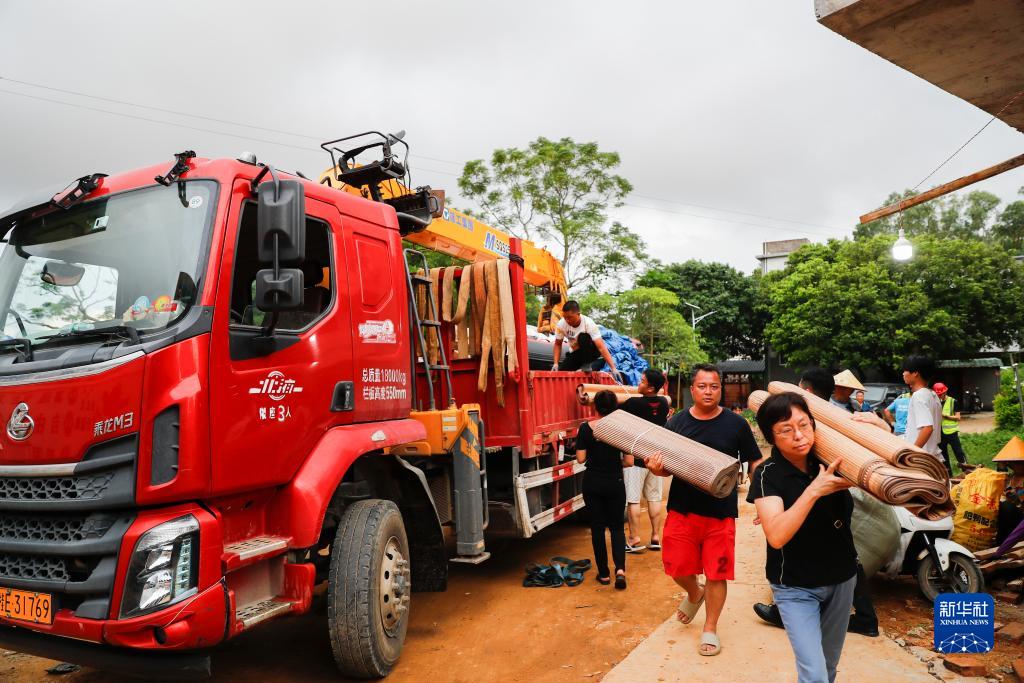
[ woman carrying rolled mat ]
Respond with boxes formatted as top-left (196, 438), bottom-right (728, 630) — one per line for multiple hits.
top-left (747, 392), bottom-right (858, 683)
top-left (575, 390), bottom-right (633, 589)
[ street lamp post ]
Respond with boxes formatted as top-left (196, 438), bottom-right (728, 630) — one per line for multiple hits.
top-left (682, 301), bottom-right (716, 329)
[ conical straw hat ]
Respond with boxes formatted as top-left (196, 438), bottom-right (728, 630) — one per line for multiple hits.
top-left (993, 435), bottom-right (1024, 463)
top-left (833, 369), bottom-right (865, 390)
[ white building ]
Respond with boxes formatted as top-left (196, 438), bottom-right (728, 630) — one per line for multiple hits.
top-left (755, 238), bottom-right (810, 274)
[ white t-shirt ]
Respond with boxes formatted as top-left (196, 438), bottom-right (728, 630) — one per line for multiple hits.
top-left (555, 315), bottom-right (600, 351)
top-left (903, 387), bottom-right (942, 457)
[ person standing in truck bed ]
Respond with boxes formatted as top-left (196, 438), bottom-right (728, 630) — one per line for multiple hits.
top-left (552, 300), bottom-right (622, 382)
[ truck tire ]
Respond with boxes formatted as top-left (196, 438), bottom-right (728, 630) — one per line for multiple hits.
top-left (328, 499), bottom-right (411, 679)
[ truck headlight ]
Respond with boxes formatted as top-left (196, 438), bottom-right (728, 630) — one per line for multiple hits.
top-left (120, 515), bottom-right (199, 618)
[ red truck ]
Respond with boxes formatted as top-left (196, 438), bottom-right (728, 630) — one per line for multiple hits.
top-left (0, 134), bottom-right (612, 678)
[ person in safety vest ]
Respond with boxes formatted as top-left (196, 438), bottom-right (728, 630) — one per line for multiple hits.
top-left (933, 383), bottom-right (968, 475)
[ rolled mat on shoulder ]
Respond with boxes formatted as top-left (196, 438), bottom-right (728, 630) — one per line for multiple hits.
top-left (577, 384), bottom-right (639, 404)
top-left (576, 384), bottom-right (674, 407)
top-left (767, 382), bottom-right (949, 484)
top-left (747, 390), bottom-right (953, 520)
top-left (592, 410), bottom-right (739, 498)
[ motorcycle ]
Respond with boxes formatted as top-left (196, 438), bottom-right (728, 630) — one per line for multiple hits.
top-left (963, 388), bottom-right (984, 413)
top-left (879, 505), bottom-right (985, 601)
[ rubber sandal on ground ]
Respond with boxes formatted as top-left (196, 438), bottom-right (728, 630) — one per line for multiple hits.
top-left (676, 590), bottom-right (705, 624)
top-left (698, 631), bottom-right (721, 656)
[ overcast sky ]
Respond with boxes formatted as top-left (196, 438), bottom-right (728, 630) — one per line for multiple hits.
top-left (1, 1), bottom-right (1022, 276)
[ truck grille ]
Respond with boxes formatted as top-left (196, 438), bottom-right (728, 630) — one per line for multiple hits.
top-left (0, 436), bottom-right (137, 620)
top-left (0, 512), bottom-right (118, 544)
top-left (0, 472), bottom-right (114, 503)
top-left (0, 553), bottom-right (69, 582)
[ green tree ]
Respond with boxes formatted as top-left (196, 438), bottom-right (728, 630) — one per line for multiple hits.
top-left (761, 235), bottom-right (1024, 371)
top-left (991, 187), bottom-right (1024, 254)
top-left (579, 287), bottom-right (707, 372)
top-left (638, 260), bottom-right (766, 361)
top-left (458, 137), bottom-right (645, 291)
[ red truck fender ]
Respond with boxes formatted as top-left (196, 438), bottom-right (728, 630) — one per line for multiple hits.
top-left (270, 419), bottom-right (428, 548)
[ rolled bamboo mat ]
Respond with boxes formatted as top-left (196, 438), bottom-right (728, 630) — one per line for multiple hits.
top-left (767, 382), bottom-right (949, 484)
top-left (748, 391), bottom-right (953, 520)
top-left (592, 410), bottom-right (739, 498)
top-left (577, 384), bottom-right (638, 405)
top-left (576, 384), bottom-right (674, 407)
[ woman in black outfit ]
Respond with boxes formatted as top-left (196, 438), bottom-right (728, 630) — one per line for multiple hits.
top-left (576, 390), bottom-right (633, 589)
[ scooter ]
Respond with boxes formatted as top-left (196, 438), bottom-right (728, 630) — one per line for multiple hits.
top-left (879, 505), bottom-right (985, 601)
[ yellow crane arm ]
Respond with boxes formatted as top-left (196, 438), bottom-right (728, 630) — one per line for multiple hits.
top-left (319, 168), bottom-right (567, 332)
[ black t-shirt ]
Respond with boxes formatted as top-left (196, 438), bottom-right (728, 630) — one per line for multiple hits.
top-left (575, 422), bottom-right (624, 484)
top-left (663, 408), bottom-right (760, 519)
top-left (745, 450), bottom-right (857, 588)
top-left (622, 395), bottom-right (671, 427)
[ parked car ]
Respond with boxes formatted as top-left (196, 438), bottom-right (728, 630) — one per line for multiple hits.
top-left (862, 382), bottom-right (907, 412)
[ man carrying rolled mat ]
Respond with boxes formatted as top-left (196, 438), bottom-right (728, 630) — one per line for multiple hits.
top-left (647, 363), bottom-right (761, 657)
top-left (752, 368), bottom-right (880, 637)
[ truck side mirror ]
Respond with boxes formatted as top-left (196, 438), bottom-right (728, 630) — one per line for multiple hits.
top-left (254, 268), bottom-right (303, 312)
top-left (258, 179), bottom-right (305, 264)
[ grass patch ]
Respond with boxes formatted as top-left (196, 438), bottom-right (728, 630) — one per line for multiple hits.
top-left (961, 428), bottom-right (1024, 469)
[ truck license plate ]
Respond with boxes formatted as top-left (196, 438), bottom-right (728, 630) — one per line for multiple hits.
top-left (0, 587), bottom-right (53, 624)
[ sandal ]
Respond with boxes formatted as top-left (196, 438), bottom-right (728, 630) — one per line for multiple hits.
top-left (648, 538), bottom-right (662, 551)
top-left (698, 631), bottom-right (721, 656)
top-left (614, 573), bottom-right (627, 590)
top-left (625, 541), bottom-right (646, 554)
top-left (596, 575), bottom-right (611, 585)
top-left (676, 588), bottom-right (705, 624)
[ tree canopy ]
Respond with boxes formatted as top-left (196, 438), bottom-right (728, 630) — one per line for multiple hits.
top-left (578, 287), bottom-right (707, 372)
top-left (761, 235), bottom-right (1024, 370)
top-left (458, 136), bottom-right (646, 291)
top-left (638, 260), bottom-right (767, 361)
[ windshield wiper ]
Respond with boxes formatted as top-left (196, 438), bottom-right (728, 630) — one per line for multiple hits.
top-left (0, 337), bottom-right (33, 362)
top-left (38, 324), bottom-right (141, 346)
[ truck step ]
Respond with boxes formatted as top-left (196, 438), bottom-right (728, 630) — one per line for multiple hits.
top-left (410, 274), bottom-right (433, 285)
top-left (223, 536), bottom-right (289, 572)
top-left (450, 552), bottom-right (491, 565)
top-left (236, 599), bottom-right (294, 630)
top-left (420, 320), bottom-right (441, 328)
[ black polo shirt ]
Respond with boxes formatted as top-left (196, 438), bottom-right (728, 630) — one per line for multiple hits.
top-left (745, 449), bottom-right (857, 588)
top-left (664, 408), bottom-right (761, 519)
top-left (622, 395), bottom-right (671, 427)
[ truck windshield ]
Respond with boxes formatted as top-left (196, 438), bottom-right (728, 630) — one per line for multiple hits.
top-left (0, 181), bottom-right (216, 343)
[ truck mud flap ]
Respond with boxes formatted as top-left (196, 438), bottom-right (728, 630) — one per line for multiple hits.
top-left (514, 461), bottom-right (586, 537)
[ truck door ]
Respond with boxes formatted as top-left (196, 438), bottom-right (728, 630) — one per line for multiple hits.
top-left (208, 180), bottom-right (354, 493)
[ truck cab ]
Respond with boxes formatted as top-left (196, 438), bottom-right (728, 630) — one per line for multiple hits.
top-left (0, 148), bottom-right (610, 678)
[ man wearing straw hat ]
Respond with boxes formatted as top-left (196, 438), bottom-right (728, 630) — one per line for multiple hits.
top-left (831, 370), bottom-right (863, 413)
top-left (647, 363), bottom-right (761, 656)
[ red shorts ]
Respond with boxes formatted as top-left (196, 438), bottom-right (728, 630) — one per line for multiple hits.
top-left (662, 510), bottom-right (736, 581)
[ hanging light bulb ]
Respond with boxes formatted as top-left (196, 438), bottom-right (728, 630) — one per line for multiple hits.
top-left (892, 227), bottom-right (913, 261)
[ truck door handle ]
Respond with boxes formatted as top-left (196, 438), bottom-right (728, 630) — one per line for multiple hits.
top-left (331, 382), bottom-right (354, 412)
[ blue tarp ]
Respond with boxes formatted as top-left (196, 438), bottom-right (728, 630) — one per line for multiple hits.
top-left (595, 326), bottom-right (648, 385)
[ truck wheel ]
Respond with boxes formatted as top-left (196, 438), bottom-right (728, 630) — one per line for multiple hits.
top-left (916, 553), bottom-right (985, 602)
top-left (328, 499), bottom-right (411, 679)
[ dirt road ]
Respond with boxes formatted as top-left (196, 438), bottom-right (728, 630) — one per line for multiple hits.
top-left (3, 508), bottom-right (682, 683)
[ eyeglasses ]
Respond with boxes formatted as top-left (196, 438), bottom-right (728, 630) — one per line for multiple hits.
top-left (773, 420), bottom-right (813, 440)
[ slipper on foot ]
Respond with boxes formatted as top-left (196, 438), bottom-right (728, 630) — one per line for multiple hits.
top-left (614, 574), bottom-right (627, 590)
top-left (676, 589), bottom-right (705, 624)
top-left (699, 631), bottom-right (721, 656)
top-left (596, 575), bottom-right (611, 585)
top-left (648, 538), bottom-right (662, 551)
top-left (624, 542), bottom-right (646, 553)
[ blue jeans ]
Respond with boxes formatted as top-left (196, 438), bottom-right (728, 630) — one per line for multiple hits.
top-left (771, 575), bottom-right (857, 683)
